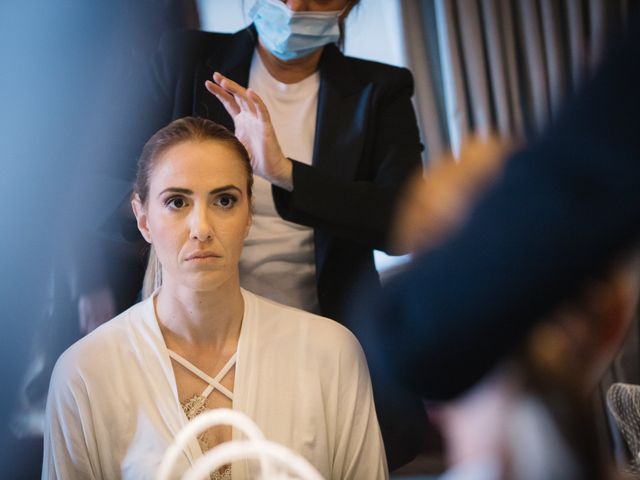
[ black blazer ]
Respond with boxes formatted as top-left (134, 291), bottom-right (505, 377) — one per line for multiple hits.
top-left (142, 25), bottom-right (423, 321)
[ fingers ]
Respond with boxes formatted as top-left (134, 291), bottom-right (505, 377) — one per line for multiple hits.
top-left (239, 94), bottom-right (257, 116)
top-left (207, 72), bottom-right (275, 122)
top-left (247, 89), bottom-right (271, 123)
top-left (213, 72), bottom-right (245, 97)
top-left (205, 80), bottom-right (241, 116)
top-left (214, 72), bottom-right (257, 115)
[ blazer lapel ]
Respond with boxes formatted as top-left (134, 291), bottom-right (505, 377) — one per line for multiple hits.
top-left (193, 26), bottom-right (257, 131)
top-left (313, 44), bottom-right (370, 180)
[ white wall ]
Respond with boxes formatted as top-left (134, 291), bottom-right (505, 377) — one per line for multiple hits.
top-left (197, 0), bottom-right (247, 33)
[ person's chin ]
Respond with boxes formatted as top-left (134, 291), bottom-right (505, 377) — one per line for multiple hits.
top-left (186, 270), bottom-right (233, 292)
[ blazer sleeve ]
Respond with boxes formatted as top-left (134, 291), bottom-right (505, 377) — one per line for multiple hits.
top-left (272, 67), bottom-right (423, 254)
top-left (352, 15), bottom-right (640, 401)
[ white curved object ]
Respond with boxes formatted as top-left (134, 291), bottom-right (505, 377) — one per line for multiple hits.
top-left (182, 440), bottom-right (324, 480)
top-left (157, 408), bottom-right (267, 480)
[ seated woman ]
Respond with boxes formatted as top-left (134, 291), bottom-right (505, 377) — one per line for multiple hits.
top-left (42, 117), bottom-right (387, 480)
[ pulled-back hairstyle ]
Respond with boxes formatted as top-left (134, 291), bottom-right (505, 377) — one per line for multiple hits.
top-left (133, 116), bottom-right (253, 297)
top-left (134, 116), bottom-right (253, 204)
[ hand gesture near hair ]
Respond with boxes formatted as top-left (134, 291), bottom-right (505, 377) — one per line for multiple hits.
top-left (205, 72), bottom-right (293, 191)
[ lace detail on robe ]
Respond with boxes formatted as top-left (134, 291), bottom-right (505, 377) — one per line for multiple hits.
top-left (170, 349), bottom-right (238, 480)
top-left (181, 395), bottom-right (232, 480)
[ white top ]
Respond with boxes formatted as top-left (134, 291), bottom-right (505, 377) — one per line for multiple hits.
top-left (239, 51), bottom-right (320, 313)
top-left (42, 289), bottom-right (387, 480)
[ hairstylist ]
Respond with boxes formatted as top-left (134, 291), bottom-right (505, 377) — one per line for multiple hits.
top-left (130, 0), bottom-right (426, 469)
top-left (145, 0), bottom-right (423, 321)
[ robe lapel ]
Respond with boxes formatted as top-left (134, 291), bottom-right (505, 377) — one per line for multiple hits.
top-left (193, 26), bottom-right (257, 131)
top-left (136, 295), bottom-right (203, 464)
top-left (313, 45), bottom-right (370, 180)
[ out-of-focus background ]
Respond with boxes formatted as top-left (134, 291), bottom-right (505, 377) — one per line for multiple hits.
top-left (1, 1), bottom-right (638, 478)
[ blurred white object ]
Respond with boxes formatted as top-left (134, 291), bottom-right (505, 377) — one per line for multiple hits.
top-left (184, 440), bottom-right (324, 480)
top-left (158, 408), bottom-right (324, 480)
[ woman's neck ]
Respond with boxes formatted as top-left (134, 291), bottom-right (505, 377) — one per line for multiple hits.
top-left (256, 40), bottom-right (323, 84)
top-left (154, 277), bottom-right (244, 352)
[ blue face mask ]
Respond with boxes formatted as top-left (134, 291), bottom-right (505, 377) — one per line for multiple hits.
top-left (249, 0), bottom-right (344, 61)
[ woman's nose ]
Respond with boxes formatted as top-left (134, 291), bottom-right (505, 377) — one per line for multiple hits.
top-left (189, 206), bottom-right (213, 242)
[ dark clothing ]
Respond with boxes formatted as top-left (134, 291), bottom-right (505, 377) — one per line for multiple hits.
top-left (351, 14), bottom-right (640, 402)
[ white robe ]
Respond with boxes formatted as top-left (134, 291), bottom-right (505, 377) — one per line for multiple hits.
top-left (42, 289), bottom-right (388, 480)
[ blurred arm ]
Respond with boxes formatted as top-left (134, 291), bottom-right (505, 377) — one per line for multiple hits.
top-left (353, 14), bottom-right (640, 401)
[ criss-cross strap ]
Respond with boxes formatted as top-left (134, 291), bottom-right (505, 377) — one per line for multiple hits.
top-left (168, 349), bottom-right (237, 401)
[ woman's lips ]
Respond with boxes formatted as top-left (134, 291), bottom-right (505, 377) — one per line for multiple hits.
top-left (185, 252), bottom-right (221, 261)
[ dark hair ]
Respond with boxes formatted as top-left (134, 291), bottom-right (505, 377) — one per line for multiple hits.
top-left (133, 116), bottom-right (253, 204)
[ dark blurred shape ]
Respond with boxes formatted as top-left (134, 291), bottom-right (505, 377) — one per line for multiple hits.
top-left (0, 0), bottom-right (197, 476)
top-left (350, 10), bottom-right (640, 402)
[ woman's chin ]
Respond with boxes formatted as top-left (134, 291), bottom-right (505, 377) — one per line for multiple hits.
top-left (183, 271), bottom-right (236, 293)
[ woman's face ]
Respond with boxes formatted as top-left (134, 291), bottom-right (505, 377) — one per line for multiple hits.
top-left (133, 140), bottom-right (251, 292)
top-left (280, 0), bottom-right (351, 13)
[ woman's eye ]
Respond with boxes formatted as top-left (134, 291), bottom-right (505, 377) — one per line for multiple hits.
top-left (215, 195), bottom-right (237, 209)
top-left (166, 196), bottom-right (187, 210)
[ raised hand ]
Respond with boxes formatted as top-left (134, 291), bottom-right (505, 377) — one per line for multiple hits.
top-left (205, 72), bottom-right (293, 191)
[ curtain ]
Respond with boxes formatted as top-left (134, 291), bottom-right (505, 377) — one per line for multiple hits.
top-left (398, 0), bottom-right (639, 466)
top-left (400, 0), bottom-right (638, 161)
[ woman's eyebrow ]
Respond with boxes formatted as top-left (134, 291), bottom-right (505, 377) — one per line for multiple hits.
top-left (158, 187), bottom-right (192, 197)
top-left (157, 185), bottom-right (242, 197)
top-left (209, 185), bottom-right (242, 195)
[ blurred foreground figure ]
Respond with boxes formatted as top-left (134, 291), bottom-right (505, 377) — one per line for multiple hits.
top-left (434, 252), bottom-right (640, 480)
top-left (350, 11), bottom-right (640, 402)
top-left (1, 2), bottom-right (199, 477)
top-left (390, 136), bottom-right (510, 255)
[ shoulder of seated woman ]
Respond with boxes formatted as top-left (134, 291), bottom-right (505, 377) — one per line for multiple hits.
top-left (52, 303), bottom-right (142, 381)
top-left (252, 294), bottom-right (361, 356)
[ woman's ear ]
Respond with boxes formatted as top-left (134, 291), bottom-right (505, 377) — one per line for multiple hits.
top-left (131, 194), bottom-right (152, 244)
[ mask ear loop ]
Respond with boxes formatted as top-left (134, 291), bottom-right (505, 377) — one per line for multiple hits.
top-left (337, 1), bottom-right (356, 49)
top-left (339, 1), bottom-right (354, 18)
